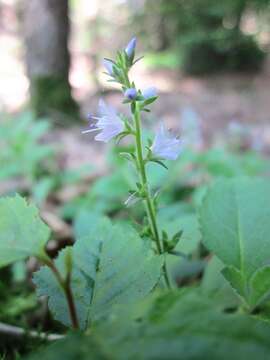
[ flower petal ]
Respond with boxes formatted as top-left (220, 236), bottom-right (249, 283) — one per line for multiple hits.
top-left (151, 124), bottom-right (181, 160)
top-left (103, 59), bottom-right (114, 75)
top-left (142, 87), bottom-right (157, 99)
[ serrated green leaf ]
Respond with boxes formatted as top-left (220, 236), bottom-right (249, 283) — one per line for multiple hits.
top-left (94, 288), bottom-right (270, 359)
top-left (26, 289), bottom-right (270, 360)
top-left (34, 218), bottom-right (163, 329)
top-left (221, 265), bottom-right (247, 300)
top-left (0, 194), bottom-right (50, 267)
top-left (25, 333), bottom-right (108, 360)
top-left (249, 266), bottom-right (270, 307)
top-left (199, 177), bottom-right (270, 308)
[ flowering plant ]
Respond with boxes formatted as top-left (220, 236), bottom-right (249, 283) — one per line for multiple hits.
top-left (1, 38), bottom-right (270, 360)
top-left (84, 37), bottom-right (181, 288)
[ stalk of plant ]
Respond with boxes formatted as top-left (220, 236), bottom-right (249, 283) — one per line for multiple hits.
top-left (42, 253), bottom-right (79, 329)
top-left (133, 102), bottom-right (172, 288)
top-left (83, 37), bottom-right (182, 289)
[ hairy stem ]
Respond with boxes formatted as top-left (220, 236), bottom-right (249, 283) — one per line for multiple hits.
top-left (133, 103), bottom-right (171, 289)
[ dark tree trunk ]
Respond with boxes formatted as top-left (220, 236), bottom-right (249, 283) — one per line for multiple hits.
top-left (156, 15), bottom-right (170, 51)
top-left (24, 0), bottom-right (78, 123)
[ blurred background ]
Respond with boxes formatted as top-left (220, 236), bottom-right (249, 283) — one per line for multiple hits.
top-left (1, 0), bottom-right (270, 208)
top-left (1, 1), bottom-right (270, 348)
top-left (0, 0), bottom-right (270, 226)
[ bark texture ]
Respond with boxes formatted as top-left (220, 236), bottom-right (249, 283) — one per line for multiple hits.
top-left (24, 0), bottom-right (78, 122)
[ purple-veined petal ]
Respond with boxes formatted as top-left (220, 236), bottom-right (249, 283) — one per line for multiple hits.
top-left (151, 124), bottom-right (181, 160)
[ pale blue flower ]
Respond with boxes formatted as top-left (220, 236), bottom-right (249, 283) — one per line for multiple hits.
top-left (124, 88), bottom-right (137, 100)
top-left (125, 37), bottom-right (137, 58)
top-left (82, 99), bottom-right (124, 143)
top-left (103, 59), bottom-right (114, 76)
top-left (142, 87), bottom-right (157, 99)
top-left (151, 124), bottom-right (181, 160)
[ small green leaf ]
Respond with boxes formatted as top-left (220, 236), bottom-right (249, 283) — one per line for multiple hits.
top-left (0, 194), bottom-right (50, 267)
top-left (141, 96), bottom-right (158, 107)
top-left (158, 209), bottom-right (200, 254)
top-left (221, 266), bottom-right (247, 300)
top-left (249, 266), bottom-right (270, 307)
top-left (149, 158), bottom-right (168, 170)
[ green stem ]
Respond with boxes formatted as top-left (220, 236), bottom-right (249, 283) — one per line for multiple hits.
top-left (133, 103), bottom-right (171, 289)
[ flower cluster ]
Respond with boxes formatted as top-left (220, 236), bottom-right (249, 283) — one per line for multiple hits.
top-left (83, 37), bottom-right (181, 161)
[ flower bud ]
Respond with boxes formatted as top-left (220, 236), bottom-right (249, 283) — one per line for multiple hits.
top-left (124, 88), bottom-right (137, 100)
top-left (142, 87), bottom-right (157, 99)
top-left (125, 37), bottom-right (137, 58)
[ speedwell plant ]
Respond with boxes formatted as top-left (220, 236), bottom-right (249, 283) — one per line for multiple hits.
top-left (2, 38), bottom-right (270, 360)
top-left (83, 37), bottom-right (182, 289)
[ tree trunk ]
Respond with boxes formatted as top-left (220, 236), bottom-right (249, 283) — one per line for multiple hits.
top-left (24, 0), bottom-right (78, 123)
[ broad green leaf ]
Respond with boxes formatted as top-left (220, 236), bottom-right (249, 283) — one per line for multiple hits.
top-left (27, 289), bottom-right (270, 360)
top-left (0, 194), bottom-right (50, 267)
top-left (33, 218), bottom-right (163, 329)
top-left (73, 210), bottom-right (103, 239)
top-left (199, 177), bottom-right (270, 307)
top-left (94, 288), bottom-right (270, 360)
top-left (25, 333), bottom-right (108, 360)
